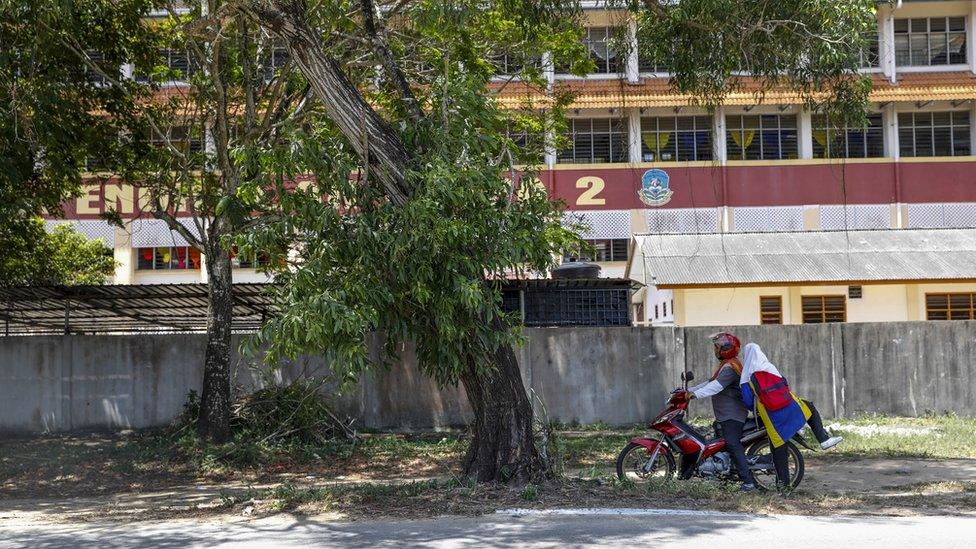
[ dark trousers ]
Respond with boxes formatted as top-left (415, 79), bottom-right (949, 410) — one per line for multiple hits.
top-left (772, 443), bottom-right (791, 486)
top-left (772, 400), bottom-right (831, 487)
top-left (719, 419), bottom-right (756, 485)
top-left (802, 399), bottom-right (831, 443)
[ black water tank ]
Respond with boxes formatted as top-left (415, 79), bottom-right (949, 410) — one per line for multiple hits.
top-left (551, 262), bottom-right (601, 279)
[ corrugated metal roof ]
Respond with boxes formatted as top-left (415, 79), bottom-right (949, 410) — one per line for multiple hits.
top-left (630, 229), bottom-right (976, 287)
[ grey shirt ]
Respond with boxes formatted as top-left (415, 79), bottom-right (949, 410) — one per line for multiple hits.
top-left (695, 365), bottom-right (750, 423)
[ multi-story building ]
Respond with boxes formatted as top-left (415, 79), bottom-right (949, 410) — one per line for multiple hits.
top-left (48, 1), bottom-right (976, 327)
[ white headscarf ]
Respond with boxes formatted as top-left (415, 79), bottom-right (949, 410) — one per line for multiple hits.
top-left (739, 343), bottom-right (783, 386)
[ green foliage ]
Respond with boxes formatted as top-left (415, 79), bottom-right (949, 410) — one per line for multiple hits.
top-left (0, 217), bottom-right (115, 286)
top-left (166, 381), bottom-right (354, 468)
top-left (622, 0), bottom-right (876, 123)
top-left (0, 0), bottom-right (158, 223)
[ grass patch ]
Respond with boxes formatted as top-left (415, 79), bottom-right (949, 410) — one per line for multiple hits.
top-left (825, 413), bottom-right (976, 459)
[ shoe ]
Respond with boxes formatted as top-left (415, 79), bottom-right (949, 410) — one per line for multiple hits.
top-left (820, 436), bottom-right (843, 450)
top-left (740, 483), bottom-right (757, 492)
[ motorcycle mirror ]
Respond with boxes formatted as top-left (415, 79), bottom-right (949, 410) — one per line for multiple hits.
top-left (683, 371), bottom-right (695, 382)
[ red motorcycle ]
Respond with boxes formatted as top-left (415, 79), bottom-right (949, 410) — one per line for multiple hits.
top-left (616, 371), bottom-right (809, 490)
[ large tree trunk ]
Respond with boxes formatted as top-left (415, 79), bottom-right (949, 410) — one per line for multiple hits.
top-left (459, 319), bottom-right (549, 483)
top-left (198, 225), bottom-right (234, 443)
top-left (246, 1), bottom-right (545, 481)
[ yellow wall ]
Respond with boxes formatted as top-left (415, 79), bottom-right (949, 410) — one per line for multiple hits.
top-left (673, 282), bottom-right (976, 327)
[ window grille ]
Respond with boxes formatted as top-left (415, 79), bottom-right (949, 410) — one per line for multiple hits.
top-left (860, 31), bottom-right (881, 68)
top-left (136, 246), bottom-right (200, 270)
top-left (812, 113), bottom-right (884, 158)
top-left (732, 206), bottom-right (804, 233)
top-left (760, 296), bottom-right (783, 325)
top-left (558, 118), bottom-right (628, 164)
top-left (640, 116), bottom-right (713, 162)
top-left (820, 205), bottom-right (892, 230)
top-left (898, 111), bottom-right (971, 157)
top-left (581, 27), bottom-right (622, 74)
top-left (726, 114), bottom-right (799, 160)
top-left (563, 239), bottom-right (629, 263)
top-left (802, 295), bottom-right (846, 324)
top-left (926, 293), bottom-right (976, 320)
top-left (646, 208), bottom-right (721, 234)
top-left (507, 289), bottom-right (631, 327)
top-left (894, 17), bottom-right (967, 66)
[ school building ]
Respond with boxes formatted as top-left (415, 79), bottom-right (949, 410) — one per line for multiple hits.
top-left (46, 1), bottom-right (976, 327)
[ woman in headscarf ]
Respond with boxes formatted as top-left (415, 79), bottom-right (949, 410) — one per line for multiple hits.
top-left (739, 343), bottom-right (842, 489)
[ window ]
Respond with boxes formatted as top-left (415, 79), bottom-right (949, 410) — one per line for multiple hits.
top-left (663, 302), bottom-right (667, 317)
top-left (581, 27), bottom-right (621, 74)
top-left (563, 239), bottom-right (629, 262)
top-left (726, 114), bottom-right (798, 160)
top-left (491, 52), bottom-right (541, 75)
top-left (926, 293), bottom-right (976, 320)
top-left (136, 48), bottom-right (198, 83)
top-left (760, 296), bottom-right (783, 325)
top-left (150, 126), bottom-right (205, 155)
top-left (860, 31), bottom-right (881, 68)
top-left (136, 246), bottom-right (200, 270)
top-left (894, 17), bottom-right (967, 66)
top-left (898, 111), bottom-right (971, 157)
top-left (640, 116), bottom-right (713, 162)
top-left (812, 113), bottom-right (884, 158)
top-left (558, 118), bottom-right (628, 164)
top-left (848, 286), bottom-right (863, 299)
top-left (654, 304), bottom-right (659, 319)
top-left (505, 120), bottom-right (544, 158)
top-left (231, 249), bottom-right (271, 269)
top-left (262, 45), bottom-right (290, 81)
top-left (637, 34), bottom-right (672, 73)
top-left (801, 295), bottom-right (846, 324)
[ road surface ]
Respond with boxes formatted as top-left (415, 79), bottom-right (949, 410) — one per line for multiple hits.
top-left (2, 509), bottom-right (973, 548)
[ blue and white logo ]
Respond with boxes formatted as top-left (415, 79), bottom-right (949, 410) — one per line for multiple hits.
top-left (639, 169), bottom-right (673, 207)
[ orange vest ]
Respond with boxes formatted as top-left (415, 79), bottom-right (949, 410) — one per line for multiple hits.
top-left (711, 357), bottom-right (743, 380)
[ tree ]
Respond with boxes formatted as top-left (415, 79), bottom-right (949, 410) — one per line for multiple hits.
top-left (0, 0), bottom-right (156, 289)
top-left (229, 0), bottom-right (875, 482)
top-left (2, 0), bottom-right (318, 442)
top-left (0, 218), bottom-right (116, 286)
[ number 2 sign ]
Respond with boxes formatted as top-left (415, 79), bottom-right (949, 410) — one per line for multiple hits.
top-left (575, 176), bottom-right (606, 206)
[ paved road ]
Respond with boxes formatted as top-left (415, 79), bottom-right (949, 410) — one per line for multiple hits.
top-left (2, 509), bottom-right (973, 548)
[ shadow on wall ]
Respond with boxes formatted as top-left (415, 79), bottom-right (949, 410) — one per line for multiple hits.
top-left (0, 321), bottom-right (974, 433)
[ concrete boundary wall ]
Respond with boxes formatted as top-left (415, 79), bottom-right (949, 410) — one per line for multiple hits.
top-left (0, 322), bottom-right (973, 433)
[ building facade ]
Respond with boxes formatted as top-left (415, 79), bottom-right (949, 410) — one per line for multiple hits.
top-left (48, 1), bottom-right (976, 326)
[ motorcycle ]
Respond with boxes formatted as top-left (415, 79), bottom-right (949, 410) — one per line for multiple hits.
top-left (616, 370), bottom-right (811, 490)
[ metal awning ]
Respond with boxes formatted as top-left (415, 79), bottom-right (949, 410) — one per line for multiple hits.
top-left (0, 283), bottom-right (275, 336)
top-left (628, 229), bottom-right (976, 288)
top-left (0, 278), bottom-right (642, 336)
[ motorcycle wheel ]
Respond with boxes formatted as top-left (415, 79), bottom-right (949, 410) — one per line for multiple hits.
top-left (615, 441), bottom-right (676, 483)
top-left (745, 440), bottom-right (805, 490)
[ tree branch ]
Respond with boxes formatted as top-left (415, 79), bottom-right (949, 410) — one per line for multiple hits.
top-left (358, 0), bottom-right (424, 123)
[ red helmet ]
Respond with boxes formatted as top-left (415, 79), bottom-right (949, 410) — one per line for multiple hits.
top-left (710, 332), bottom-right (741, 360)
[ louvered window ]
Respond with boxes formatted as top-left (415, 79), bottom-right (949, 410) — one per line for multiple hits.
top-left (558, 118), bottom-right (628, 164)
top-left (726, 114), bottom-right (798, 160)
top-left (898, 111), bottom-right (971, 157)
top-left (760, 296), bottom-right (783, 325)
top-left (926, 293), bottom-right (976, 320)
top-left (640, 116), bottom-right (713, 162)
top-left (894, 17), bottom-right (967, 66)
top-left (802, 296), bottom-right (846, 324)
top-left (812, 113), bottom-right (884, 158)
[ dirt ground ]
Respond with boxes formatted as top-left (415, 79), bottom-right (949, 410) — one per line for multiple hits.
top-left (3, 441), bottom-right (975, 526)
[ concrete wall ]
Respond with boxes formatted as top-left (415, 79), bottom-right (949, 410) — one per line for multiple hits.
top-left (1, 321), bottom-right (973, 433)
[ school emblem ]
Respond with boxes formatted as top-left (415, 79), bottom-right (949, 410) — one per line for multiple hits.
top-left (639, 169), bottom-right (673, 207)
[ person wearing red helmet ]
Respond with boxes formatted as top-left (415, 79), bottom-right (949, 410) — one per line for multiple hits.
top-left (688, 332), bottom-right (756, 491)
